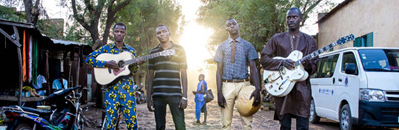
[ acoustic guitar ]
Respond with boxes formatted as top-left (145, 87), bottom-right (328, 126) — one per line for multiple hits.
top-left (94, 49), bottom-right (175, 85)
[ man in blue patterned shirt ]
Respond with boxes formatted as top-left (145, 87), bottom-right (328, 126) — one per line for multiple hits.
top-left (214, 18), bottom-right (261, 130)
top-left (85, 22), bottom-right (141, 130)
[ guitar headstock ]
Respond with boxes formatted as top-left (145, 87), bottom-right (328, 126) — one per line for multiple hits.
top-left (160, 49), bottom-right (176, 56)
top-left (337, 34), bottom-right (355, 45)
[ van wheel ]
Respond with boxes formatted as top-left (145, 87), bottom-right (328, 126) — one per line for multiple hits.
top-left (340, 104), bottom-right (352, 130)
top-left (309, 99), bottom-right (320, 123)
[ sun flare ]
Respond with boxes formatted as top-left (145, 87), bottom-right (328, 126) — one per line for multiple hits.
top-left (179, 22), bottom-right (213, 70)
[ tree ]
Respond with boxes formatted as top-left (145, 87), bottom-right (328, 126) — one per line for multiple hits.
top-left (0, 0), bottom-right (45, 26)
top-left (68, 0), bottom-right (131, 45)
top-left (23, 0), bottom-right (41, 26)
top-left (116, 0), bottom-right (183, 54)
top-left (115, 0), bottom-right (183, 74)
top-left (197, 0), bottom-right (333, 52)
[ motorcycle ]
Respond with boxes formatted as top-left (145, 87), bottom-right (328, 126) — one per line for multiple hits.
top-left (135, 86), bottom-right (146, 104)
top-left (2, 86), bottom-right (85, 130)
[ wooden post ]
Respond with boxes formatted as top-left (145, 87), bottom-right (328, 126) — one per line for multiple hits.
top-left (12, 26), bottom-right (23, 106)
top-left (45, 50), bottom-right (50, 94)
top-left (75, 47), bottom-right (81, 87)
top-left (17, 47), bottom-right (23, 106)
top-left (68, 50), bottom-right (72, 88)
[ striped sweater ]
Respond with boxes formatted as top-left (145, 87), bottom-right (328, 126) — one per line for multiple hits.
top-left (149, 43), bottom-right (187, 97)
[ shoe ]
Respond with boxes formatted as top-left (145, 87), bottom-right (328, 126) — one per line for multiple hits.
top-left (202, 121), bottom-right (207, 125)
top-left (192, 121), bottom-right (201, 125)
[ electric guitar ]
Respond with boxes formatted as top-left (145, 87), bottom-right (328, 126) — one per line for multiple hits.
top-left (263, 34), bottom-right (355, 97)
top-left (94, 49), bottom-right (175, 85)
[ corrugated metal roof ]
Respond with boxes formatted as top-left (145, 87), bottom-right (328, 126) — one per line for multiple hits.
top-left (0, 19), bottom-right (90, 48)
top-left (51, 39), bottom-right (88, 46)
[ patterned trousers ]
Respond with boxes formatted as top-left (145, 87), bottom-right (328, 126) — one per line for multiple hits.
top-left (103, 77), bottom-right (137, 130)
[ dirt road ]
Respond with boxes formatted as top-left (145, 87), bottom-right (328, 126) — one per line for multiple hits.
top-left (84, 100), bottom-right (341, 130)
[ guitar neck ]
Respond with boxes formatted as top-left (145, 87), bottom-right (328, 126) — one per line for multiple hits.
top-left (124, 52), bottom-right (163, 65)
top-left (294, 41), bottom-right (338, 66)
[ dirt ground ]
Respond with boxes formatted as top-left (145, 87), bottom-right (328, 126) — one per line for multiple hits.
top-left (83, 100), bottom-right (343, 130)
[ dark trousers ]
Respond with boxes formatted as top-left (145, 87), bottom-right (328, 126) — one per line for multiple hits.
top-left (280, 113), bottom-right (309, 130)
top-left (153, 96), bottom-right (186, 130)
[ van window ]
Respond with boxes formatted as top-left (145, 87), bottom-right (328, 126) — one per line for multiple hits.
top-left (358, 49), bottom-right (399, 72)
top-left (330, 54), bottom-right (339, 75)
top-left (314, 54), bottom-right (339, 78)
top-left (316, 57), bottom-right (329, 78)
top-left (341, 52), bottom-right (358, 75)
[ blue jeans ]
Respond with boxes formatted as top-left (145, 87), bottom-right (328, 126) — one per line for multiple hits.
top-left (153, 96), bottom-right (186, 130)
top-left (195, 100), bottom-right (206, 121)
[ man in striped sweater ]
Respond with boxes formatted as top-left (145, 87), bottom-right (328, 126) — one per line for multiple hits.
top-left (146, 25), bottom-right (188, 130)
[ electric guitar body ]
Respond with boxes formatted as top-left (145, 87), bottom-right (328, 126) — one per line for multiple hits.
top-left (263, 50), bottom-right (309, 97)
top-left (263, 34), bottom-right (355, 97)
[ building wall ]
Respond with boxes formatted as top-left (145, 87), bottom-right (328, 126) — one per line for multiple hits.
top-left (318, 0), bottom-right (399, 49)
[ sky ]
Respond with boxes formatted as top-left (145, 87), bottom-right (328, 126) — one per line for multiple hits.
top-left (3, 0), bottom-right (345, 36)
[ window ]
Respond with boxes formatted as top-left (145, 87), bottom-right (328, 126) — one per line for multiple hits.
top-left (354, 32), bottom-right (373, 47)
top-left (358, 49), bottom-right (399, 72)
top-left (316, 57), bottom-right (329, 78)
top-left (341, 52), bottom-right (358, 75)
top-left (314, 54), bottom-right (339, 78)
top-left (330, 54), bottom-right (339, 75)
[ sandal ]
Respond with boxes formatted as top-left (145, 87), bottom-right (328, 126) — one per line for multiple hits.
top-left (192, 121), bottom-right (201, 125)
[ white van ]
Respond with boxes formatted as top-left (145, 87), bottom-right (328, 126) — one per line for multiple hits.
top-left (309, 47), bottom-right (399, 130)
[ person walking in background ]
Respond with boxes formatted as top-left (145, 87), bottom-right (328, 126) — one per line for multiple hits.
top-left (192, 74), bottom-right (208, 125)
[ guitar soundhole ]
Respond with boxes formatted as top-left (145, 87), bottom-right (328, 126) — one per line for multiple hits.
top-left (118, 61), bottom-right (125, 68)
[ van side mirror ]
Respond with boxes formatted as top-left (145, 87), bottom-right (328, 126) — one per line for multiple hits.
top-left (345, 63), bottom-right (356, 75)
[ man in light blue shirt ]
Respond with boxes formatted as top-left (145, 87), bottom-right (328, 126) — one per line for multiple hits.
top-left (33, 74), bottom-right (47, 96)
top-left (52, 73), bottom-right (68, 91)
top-left (214, 18), bottom-right (261, 130)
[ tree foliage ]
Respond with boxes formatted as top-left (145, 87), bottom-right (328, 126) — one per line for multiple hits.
top-left (116, 0), bottom-right (183, 55)
top-left (114, 0), bottom-right (183, 74)
top-left (64, 0), bottom-right (131, 44)
top-left (0, 5), bottom-right (24, 22)
top-left (197, 0), bottom-right (331, 52)
top-left (0, 0), bottom-right (46, 26)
